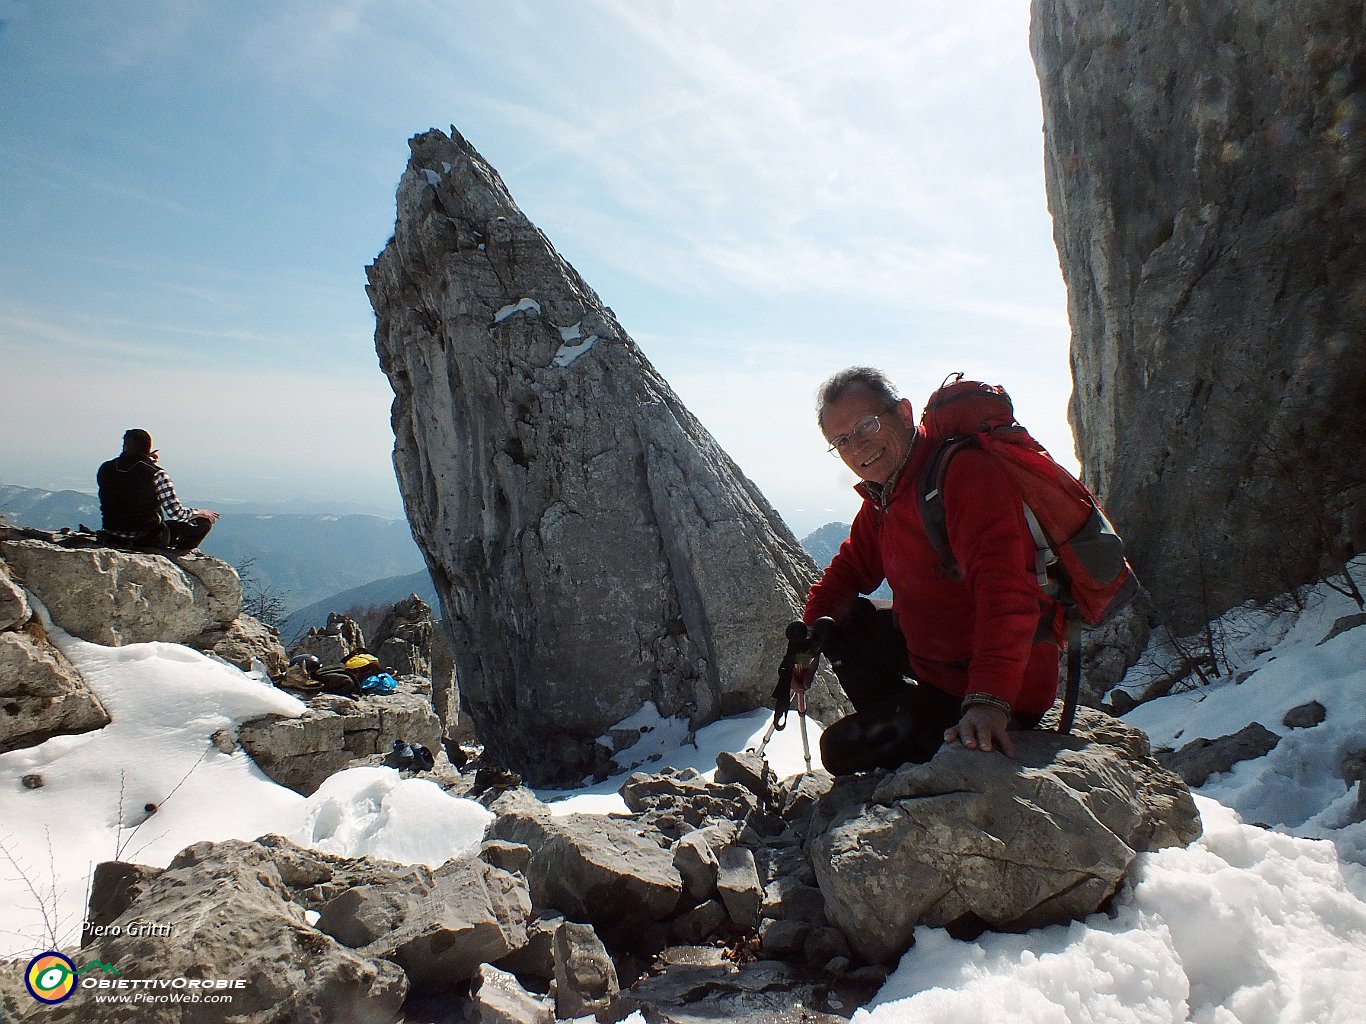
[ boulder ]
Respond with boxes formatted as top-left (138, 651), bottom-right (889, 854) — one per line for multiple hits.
top-left (83, 861), bottom-right (164, 943)
top-left (487, 799), bottom-right (684, 933)
top-left (237, 676), bottom-right (443, 795)
top-left (552, 921), bottom-right (619, 1020)
top-left (778, 770), bottom-right (835, 829)
top-left (620, 766), bottom-right (762, 837)
top-left (366, 126), bottom-right (823, 784)
top-left (1283, 700), bottom-right (1327, 730)
top-left (715, 844), bottom-right (764, 929)
top-left (612, 951), bottom-right (849, 1024)
top-left (192, 612), bottom-right (288, 676)
top-left (0, 561), bottom-right (30, 630)
top-left (808, 708), bottom-right (1200, 963)
top-left (0, 961), bottom-right (27, 1023)
top-left (316, 857), bottom-right (532, 993)
top-left (493, 910), bottom-right (563, 984)
top-left (469, 964), bottom-right (554, 1024)
top-left (50, 839), bottom-right (408, 1023)
top-left (0, 628), bottom-right (109, 754)
top-left (479, 838), bottom-right (532, 875)
top-left (714, 749), bottom-right (779, 804)
top-left (0, 539), bottom-right (241, 645)
top-left (673, 830), bottom-right (720, 901)
top-left (370, 593), bottom-right (435, 678)
top-left (1157, 722), bottom-right (1282, 787)
top-left (1320, 612), bottom-right (1366, 646)
top-left (369, 593), bottom-right (465, 743)
top-left (759, 917), bottom-right (811, 957)
top-left (669, 900), bottom-right (728, 945)
top-left (1032, 0), bottom-right (1366, 632)
top-left (761, 877), bottom-right (826, 928)
top-left (1076, 588), bottom-right (1157, 700)
top-left (1340, 750), bottom-right (1366, 824)
top-left (290, 629), bottom-right (352, 667)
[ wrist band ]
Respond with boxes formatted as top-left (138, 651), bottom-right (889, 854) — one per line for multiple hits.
top-left (961, 693), bottom-right (1011, 715)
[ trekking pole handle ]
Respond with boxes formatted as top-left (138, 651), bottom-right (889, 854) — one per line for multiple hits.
top-left (809, 616), bottom-right (835, 646)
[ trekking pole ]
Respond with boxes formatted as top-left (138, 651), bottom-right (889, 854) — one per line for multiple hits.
top-left (794, 684), bottom-right (812, 774)
top-left (751, 620), bottom-right (806, 760)
top-left (751, 618), bottom-right (832, 773)
top-left (791, 617), bottom-right (832, 774)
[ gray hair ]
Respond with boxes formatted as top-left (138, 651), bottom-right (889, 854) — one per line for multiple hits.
top-left (816, 367), bottom-right (900, 428)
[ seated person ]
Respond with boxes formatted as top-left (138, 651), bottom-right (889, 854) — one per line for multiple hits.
top-left (96, 429), bottom-right (220, 552)
top-left (805, 367), bottom-right (1066, 773)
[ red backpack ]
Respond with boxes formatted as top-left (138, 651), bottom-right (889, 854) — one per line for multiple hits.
top-left (917, 373), bottom-right (1139, 730)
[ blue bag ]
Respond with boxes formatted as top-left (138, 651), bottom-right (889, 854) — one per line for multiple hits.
top-left (360, 672), bottom-right (399, 695)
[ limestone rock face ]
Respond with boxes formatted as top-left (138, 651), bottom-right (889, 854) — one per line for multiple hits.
top-left (807, 708), bottom-right (1201, 964)
top-left (1032, 1), bottom-right (1366, 631)
top-left (192, 612), bottom-right (288, 676)
top-left (370, 593), bottom-right (435, 679)
top-left (0, 557), bottom-right (109, 753)
top-left (237, 677), bottom-right (444, 795)
top-left (53, 839), bottom-right (409, 1023)
top-left (0, 628), bottom-right (109, 753)
top-left (0, 563), bottom-right (30, 631)
top-left (367, 127), bottom-right (818, 783)
top-left (0, 539), bottom-right (242, 646)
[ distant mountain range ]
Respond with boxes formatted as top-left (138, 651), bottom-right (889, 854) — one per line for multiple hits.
top-left (1, 483), bottom-right (875, 637)
top-left (0, 483), bottom-right (427, 615)
top-left (799, 520), bottom-right (891, 600)
top-left (801, 521), bottom-right (851, 568)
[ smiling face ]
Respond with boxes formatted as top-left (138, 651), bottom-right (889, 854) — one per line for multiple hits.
top-left (821, 387), bottom-right (917, 486)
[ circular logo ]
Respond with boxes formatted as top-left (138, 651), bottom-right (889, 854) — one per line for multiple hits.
top-left (25, 951), bottom-right (77, 1004)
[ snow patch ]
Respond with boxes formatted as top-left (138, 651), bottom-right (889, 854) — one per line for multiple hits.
top-left (286, 767), bottom-right (492, 866)
top-left (493, 297), bottom-right (541, 323)
top-left (553, 334), bottom-right (597, 368)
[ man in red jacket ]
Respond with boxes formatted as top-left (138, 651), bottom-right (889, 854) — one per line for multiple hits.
top-left (805, 367), bottom-right (1065, 774)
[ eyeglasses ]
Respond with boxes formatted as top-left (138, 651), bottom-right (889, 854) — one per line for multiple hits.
top-left (827, 413), bottom-right (887, 456)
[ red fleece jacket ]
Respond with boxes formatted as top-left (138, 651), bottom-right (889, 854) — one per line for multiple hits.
top-left (804, 425), bottom-right (1065, 715)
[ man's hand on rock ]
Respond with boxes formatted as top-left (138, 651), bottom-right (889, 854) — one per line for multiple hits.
top-left (945, 704), bottom-right (1015, 758)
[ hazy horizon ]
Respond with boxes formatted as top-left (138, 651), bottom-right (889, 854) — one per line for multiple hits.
top-left (2, 1), bottom-right (1075, 541)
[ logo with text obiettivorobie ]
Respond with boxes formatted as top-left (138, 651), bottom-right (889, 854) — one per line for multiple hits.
top-left (25, 951), bottom-right (78, 1004)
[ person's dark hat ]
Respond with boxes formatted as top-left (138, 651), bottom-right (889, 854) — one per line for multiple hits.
top-left (122, 429), bottom-right (154, 455)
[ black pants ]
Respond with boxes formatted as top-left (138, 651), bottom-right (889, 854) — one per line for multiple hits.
top-left (119, 517), bottom-right (214, 553)
top-left (818, 598), bottom-right (1040, 776)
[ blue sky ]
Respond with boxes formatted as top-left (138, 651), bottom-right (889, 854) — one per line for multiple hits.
top-left (0, 0), bottom-right (1071, 535)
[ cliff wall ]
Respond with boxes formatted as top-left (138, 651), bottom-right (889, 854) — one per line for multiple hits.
top-left (1032, 0), bottom-right (1366, 630)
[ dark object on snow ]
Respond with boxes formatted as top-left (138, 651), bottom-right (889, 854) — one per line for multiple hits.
top-left (1319, 613), bottom-right (1366, 646)
top-left (1282, 701), bottom-right (1326, 730)
top-left (1155, 722), bottom-right (1281, 787)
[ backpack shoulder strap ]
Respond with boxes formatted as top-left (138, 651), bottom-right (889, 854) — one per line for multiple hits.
top-left (917, 434), bottom-right (979, 578)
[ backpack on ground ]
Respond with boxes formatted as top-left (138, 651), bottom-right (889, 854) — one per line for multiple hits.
top-left (342, 653), bottom-right (398, 696)
top-left (916, 373), bottom-right (1139, 732)
top-left (344, 653), bottom-right (382, 675)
